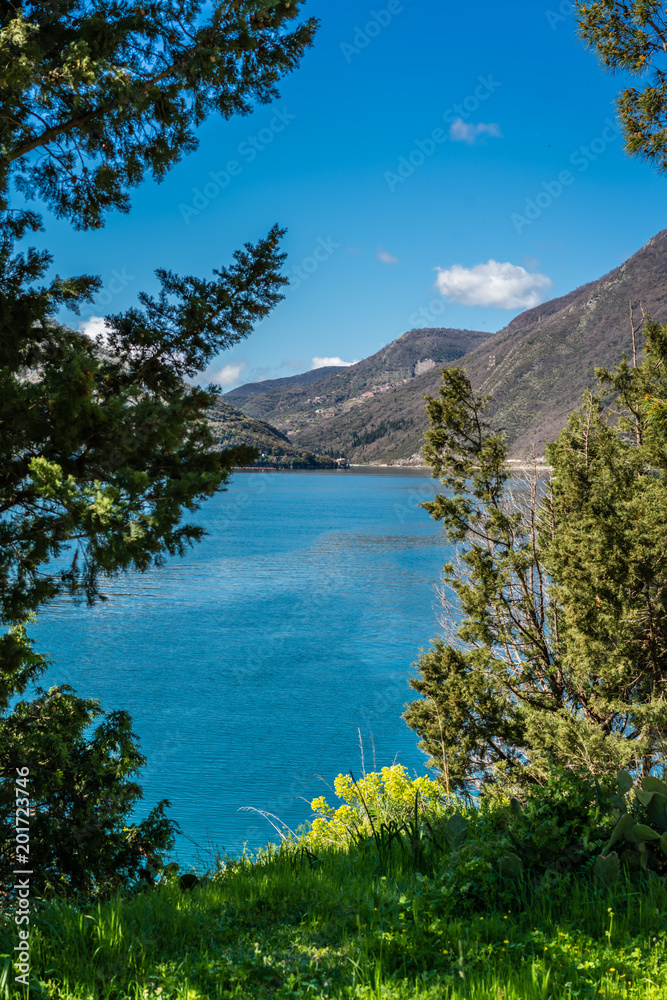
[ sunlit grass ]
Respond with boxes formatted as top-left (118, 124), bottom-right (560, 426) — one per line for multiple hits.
top-left (1, 839), bottom-right (666, 999)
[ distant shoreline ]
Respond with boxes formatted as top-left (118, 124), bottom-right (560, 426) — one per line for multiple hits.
top-left (232, 462), bottom-right (553, 474)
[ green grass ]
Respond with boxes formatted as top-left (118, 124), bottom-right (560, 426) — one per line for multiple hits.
top-left (2, 843), bottom-right (667, 1000)
top-left (3, 765), bottom-right (667, 1000)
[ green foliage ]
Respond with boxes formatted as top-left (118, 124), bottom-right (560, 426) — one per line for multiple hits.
top-left (420, 770), bottom-right (618, 911)
top-left (304, 765), bottom-right (443, 858)
top-left (4, 772), bottom-right (667, 998)
top-left (0, 0), bottom-right (308, 637)
top-left (541, 321), bottom-right (667, 777)
top-left (405, 321), bottom-right (667, 788)
top-left (444, 811), bottom-right (469, 848)
top-left (0, 225), bottom-right (287, 628)
top-left (299, 766), bottom-right (624, 910)
top-left (574, 1), bottom-right (667, 174)
top-left (0, 207), bottom-right (282, 905)
top-left (0, 0), bottom-right (315, 628)
top-left (3, 625), bottom-right (174, 908)
top-left (0, 1), bottom-right (316, 904)
top-left (0, 617), bottom-right (50, 712)
top-left (403, 367), bottom-right (560, 788)
top-left (595, 769), bottom-right (667, 883)
top-left (0, 684), bottom-right (177, 900)
top-left (497, 769), bottom-right (615, 875)
top-left (0, 1), bottom-right (317, 231)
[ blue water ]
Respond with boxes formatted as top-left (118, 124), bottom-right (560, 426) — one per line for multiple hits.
top-left (29, 469), bottom-right (452, 866)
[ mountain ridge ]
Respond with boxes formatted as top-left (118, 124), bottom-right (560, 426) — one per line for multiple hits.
top-left (229, 230), bottom-right (667, 463)
top-left (207, 399), bottom-right (339, 468)
top-left (229, 364), bottom-right (345, 398)
top-left (224, 326), bottom-right (492, 436)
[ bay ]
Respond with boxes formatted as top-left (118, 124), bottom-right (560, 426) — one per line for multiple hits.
top-left (29, 468), bottom-right (452, 867)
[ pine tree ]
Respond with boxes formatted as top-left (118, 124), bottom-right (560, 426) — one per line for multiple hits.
top-left (574, 1), bottom-right (667, 173)
top-left (541, 319), bottom-right (667, 777)
top-left (0, 224), bottom-right (287, 633)
top-left (404, 321), bottom-right (667, 789)
top-left (0, 0), bottom-right (316, 665)
top-left (0, 1), bottom-right (317, 229)
top-left (0, 0), bottom-right (316, 896)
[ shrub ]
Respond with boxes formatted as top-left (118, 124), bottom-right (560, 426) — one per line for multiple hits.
top-left (304, 765), bottom-right (443, 852)
top-left (300, 765), bottom-right (667, 911)
top-left (1, 685), bottom-right (177, 901)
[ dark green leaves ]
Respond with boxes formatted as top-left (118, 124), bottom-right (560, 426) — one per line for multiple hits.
top-left (406, 323), bottom-right (667, 790)
top-left (1, 1), bottom-right (317, 230)
top-left (105, 224), bottom-right (288, 384)
top-left (0, 1), bottom-right (308, 901)
top-left (574, 1), bottom-right (667, 174)
top-left (0, 225), bottom-right (286, 625)
top-left (0, 685), bottom-right (178, 898)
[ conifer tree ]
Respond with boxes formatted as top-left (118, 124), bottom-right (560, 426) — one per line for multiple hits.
top-left (1, 1), bottom-right (317, 229)
top-left (574, 1), bottom-right (667, 173)
top-left (0, 0), bottom-right (316, 895)
top-left (404, 322), bottom-right (667, 789)
top-left (0, 0), bottom-right (316, 668)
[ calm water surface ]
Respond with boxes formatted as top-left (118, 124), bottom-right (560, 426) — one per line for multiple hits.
top-left (31, 469), bottom-right (453, 865)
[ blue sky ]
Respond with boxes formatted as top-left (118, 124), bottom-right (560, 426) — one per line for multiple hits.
top-left (46, 0), bottom-right (667, 388)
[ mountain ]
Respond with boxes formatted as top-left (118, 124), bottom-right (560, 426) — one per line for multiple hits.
top-left (224, 326), bottom-right (491, 437)
top-left (229, 365), bottom-right (345, 398)
top-left (249, 230), bottom-right (667, 464)
top-left (207, 399), bottom-right (338, 468)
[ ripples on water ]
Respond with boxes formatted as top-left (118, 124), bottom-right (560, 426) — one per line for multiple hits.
top-left (30, 469), bottom-right (452, 864)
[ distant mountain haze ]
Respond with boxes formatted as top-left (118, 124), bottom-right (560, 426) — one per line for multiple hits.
top-left (227, 365), bottom-right (346, 398)
top-left (224, 326), bottom-right (490, 434)
top-left (220, 230), bottom-right (667, 464)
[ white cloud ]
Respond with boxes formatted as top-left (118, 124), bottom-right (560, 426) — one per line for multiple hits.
top-left (311, 356), bottom-right (358, 369)
top-left (78, 316), bottom-right (109, 342)
top-left (210, 362), bottom-right (248, 387)
top-left (377, 249), bottom-right (399, 265)
top-left (435, 260), bottom-right (553, 309)
top-left (449, 120), bottom-right (502, 144)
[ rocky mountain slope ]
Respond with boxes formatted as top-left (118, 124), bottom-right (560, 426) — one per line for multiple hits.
top-left (207, 399), bottom-right (337, 468)
top-left (228, 364), bottom-right (345, 399)
top-left (225, 327), bottom-right (491, 438)
top-left (291, 230), bottom-right (667, 462)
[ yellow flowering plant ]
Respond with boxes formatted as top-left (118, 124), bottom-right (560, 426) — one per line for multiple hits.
top-left (304, 765), bottom-right (443, 850)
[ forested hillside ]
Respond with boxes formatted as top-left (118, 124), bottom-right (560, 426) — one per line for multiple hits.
top-left (207, 399), bottom-right (337, 468)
